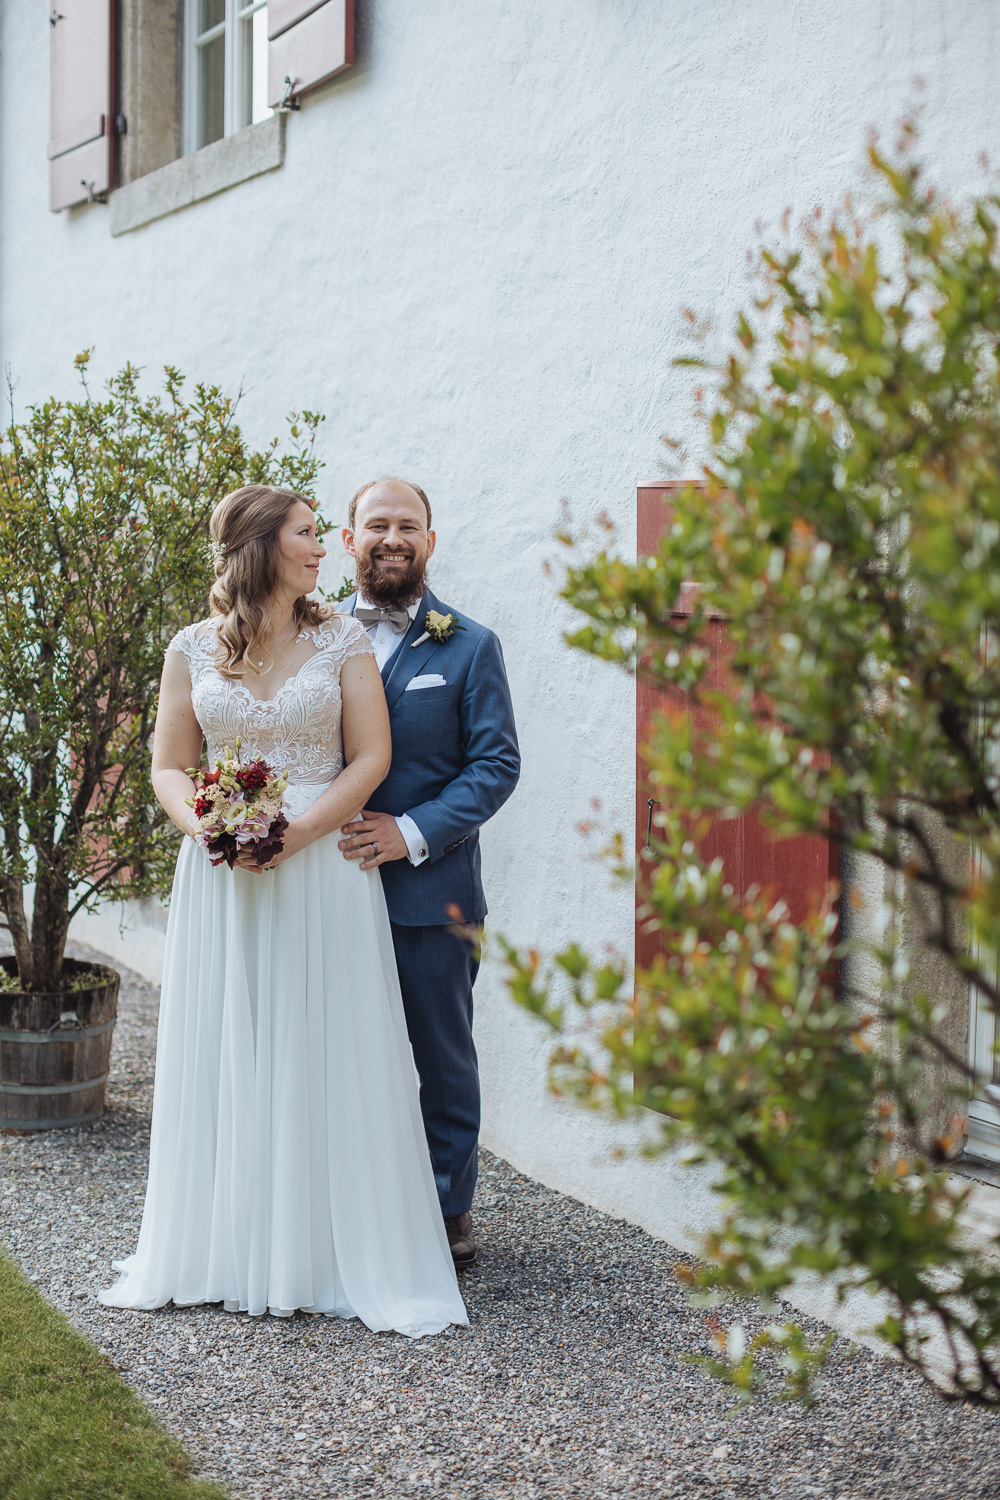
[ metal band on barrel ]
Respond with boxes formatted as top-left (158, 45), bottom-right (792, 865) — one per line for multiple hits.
top-left (0, 1020), bottom-right (116, 1045)
top-left (0, 1109), bottom-right (105, 1132)
top-left (0, 1071), bottom-right (110, 1095)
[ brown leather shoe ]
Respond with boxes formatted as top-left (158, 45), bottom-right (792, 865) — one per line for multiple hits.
top-left (444, 1211), bottom-right (477, 1269)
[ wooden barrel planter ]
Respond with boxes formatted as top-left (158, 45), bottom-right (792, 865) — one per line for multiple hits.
top-left (0, 957), bottom-right (119, 1133)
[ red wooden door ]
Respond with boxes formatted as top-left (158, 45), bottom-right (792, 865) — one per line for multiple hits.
top-left (636, 484), bottom-right (839, 971)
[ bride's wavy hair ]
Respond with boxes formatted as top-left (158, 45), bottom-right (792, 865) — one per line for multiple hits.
top-left (209, 485), bottom-right (328, 678)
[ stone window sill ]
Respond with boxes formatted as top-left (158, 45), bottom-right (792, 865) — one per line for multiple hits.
top-left (109, 114), bottom-right (285, 237)
top-left (953, 1151), bottom-right (1000, 1189)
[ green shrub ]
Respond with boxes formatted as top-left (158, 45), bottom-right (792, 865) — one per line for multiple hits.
top-left (505, 140), bottom-right (1000, 1404)
top-left (0, 357), bottom-right (323, 991)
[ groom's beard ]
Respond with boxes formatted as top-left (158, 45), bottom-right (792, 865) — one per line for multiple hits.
top-left (355, 549), bottom-right (429, 610)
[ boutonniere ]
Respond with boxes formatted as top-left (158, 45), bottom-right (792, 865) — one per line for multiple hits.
top-left (411, 610), bottom-right (466, 648)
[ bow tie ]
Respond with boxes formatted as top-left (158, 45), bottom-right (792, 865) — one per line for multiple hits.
top-left (356, 604), bottom-right (411, 634)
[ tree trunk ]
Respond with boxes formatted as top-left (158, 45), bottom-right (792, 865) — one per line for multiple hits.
top-left (30, 867), bottom-right (71, 992)
top-left (0, 874), bottom-right (33, 990)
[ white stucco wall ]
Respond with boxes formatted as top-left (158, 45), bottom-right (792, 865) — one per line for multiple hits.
top-left (4, 2), bottom-right (1000, 1283)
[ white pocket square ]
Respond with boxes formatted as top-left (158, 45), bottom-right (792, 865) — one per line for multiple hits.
top-left (405, 673), bottom-right (447, 690)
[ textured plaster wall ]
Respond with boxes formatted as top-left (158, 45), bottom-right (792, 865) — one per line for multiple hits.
top-left (3, 3), bottom-right (1000, 1270)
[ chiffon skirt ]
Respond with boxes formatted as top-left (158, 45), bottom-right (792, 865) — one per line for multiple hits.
top-left (98, 817), bottom-right (468, 1337)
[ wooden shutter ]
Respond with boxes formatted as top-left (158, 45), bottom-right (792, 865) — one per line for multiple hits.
top-left (267, 0), bottom-right (354, 109)
top-left (635, 483), bottom-right (840, 971)
top-left (49, 0), bottom-right (113, 212)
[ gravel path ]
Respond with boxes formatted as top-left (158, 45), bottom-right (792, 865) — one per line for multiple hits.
top-left (2, 942), bottom-right (1000, 1499)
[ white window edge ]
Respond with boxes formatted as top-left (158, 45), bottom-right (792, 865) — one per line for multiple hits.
top-left (183, 0), bottom-right (271, 156)
top-left (109, 112), bottom-right (284, 237)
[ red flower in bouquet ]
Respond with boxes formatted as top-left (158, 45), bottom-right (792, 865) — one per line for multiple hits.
top-left (236, 761), bottom-right (270, 793)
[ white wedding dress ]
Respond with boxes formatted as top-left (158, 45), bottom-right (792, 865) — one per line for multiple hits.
top-left (99, 615), bottom-right (467, 1336)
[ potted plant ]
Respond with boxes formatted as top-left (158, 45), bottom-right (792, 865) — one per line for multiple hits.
top-left (0, 355), bottom-right (322, 1129)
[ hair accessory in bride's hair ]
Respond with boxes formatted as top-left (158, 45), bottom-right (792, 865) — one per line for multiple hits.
top-left (209, 538), bottom-right (228, 565)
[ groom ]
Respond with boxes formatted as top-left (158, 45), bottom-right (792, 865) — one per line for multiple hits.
top-left (338, 478), bottom-right (520, 1268)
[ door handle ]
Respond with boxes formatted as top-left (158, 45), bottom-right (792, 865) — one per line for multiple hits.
top-left (645, 798), bottom-right (660, 854)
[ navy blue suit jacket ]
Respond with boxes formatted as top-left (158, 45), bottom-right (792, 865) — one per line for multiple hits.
top-left (345, 590), bottom-right (520, 927)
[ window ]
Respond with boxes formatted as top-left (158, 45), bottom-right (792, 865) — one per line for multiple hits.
top-left (186, 0), bottom-right (273, 153)
top-left (53, 0), bottom-right (355, 223)
top-left (966, 886), bottom-right (1000, 1157)
top-left (966, 639), bottom-right (1000, 1158)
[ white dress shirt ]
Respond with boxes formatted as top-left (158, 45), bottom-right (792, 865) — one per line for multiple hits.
top-left (356, 593), bottom-right (429, 866)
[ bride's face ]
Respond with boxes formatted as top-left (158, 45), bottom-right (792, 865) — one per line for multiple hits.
top-left (276, 500), bottom-right (326, 597)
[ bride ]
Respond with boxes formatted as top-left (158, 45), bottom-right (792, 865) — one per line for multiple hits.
top-left (99, 484), bottom-right (467, 1335)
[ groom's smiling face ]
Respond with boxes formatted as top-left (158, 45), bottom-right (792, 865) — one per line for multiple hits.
top-left (343, 481), bottom-right (436, 609)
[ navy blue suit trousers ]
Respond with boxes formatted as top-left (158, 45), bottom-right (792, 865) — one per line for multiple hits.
top-left (389, 922), bottom-right (481, 1217)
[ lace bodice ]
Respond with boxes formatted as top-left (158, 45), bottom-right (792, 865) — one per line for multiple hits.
top-left (167, 616), bottom-right (374, 817)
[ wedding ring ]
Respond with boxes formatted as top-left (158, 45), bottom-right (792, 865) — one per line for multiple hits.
top-left (370, 843), bottom-right (379, 857)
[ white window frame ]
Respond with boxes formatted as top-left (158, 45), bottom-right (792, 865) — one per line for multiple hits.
top-left (184, 0), bottom-right (271, 156)
top-left (966, 844), bottom-right (1000, 1156)
top-left (966, 622), bottom-right (1000, 1157)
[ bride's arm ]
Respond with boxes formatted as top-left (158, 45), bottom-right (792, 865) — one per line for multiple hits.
top-left (259, 652), bottom-right (391, 868)
top-left (151, 649), bottom-right (206, 835)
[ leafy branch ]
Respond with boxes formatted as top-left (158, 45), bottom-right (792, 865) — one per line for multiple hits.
top-left (505, 139), bottom-right (1000, 1404)
top-left (0, 357), bottom-right (325, 990)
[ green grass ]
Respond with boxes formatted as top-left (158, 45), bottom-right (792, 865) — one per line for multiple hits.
top-left (0, 1252), bottom-right (226, 1500)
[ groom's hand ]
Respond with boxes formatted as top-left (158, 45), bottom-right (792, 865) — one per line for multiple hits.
top-left (339, 809), bottom-right (408, 870)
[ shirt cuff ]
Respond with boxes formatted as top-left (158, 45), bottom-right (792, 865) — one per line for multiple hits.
top-left (396, 813), bottom-right (429, 866)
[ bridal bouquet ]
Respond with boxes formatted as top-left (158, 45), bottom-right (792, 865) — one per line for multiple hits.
top-left (186, 738), bottom-right (289, 869)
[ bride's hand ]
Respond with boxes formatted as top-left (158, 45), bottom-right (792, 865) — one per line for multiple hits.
top-left (235, 819), bottom-right (310, 874)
